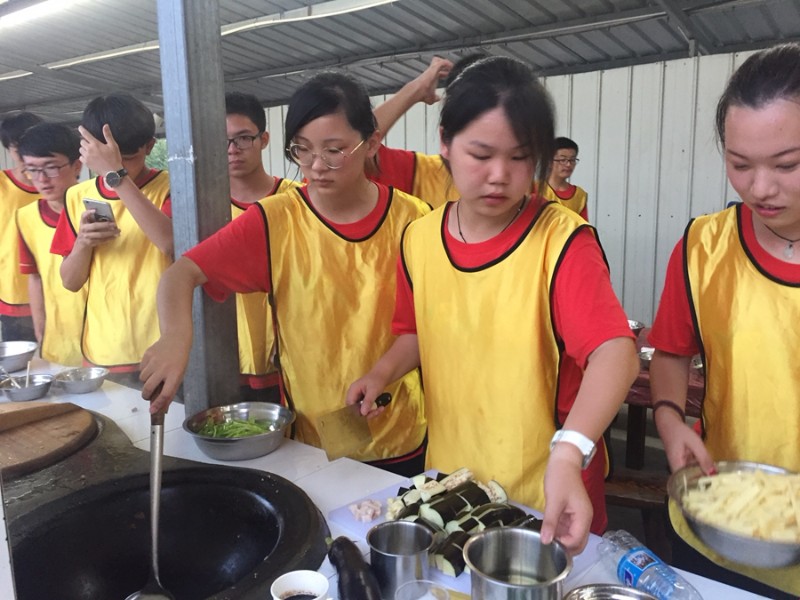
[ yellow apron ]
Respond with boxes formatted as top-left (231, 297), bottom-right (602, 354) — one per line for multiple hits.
top-left (63, 173), bottom-right (171, 367)
top-left (262, 186), bottom-right (429, 461)
top-left (232, 178), bottom-right (299, 378)
top-left (0, 170), bottom-right (39, 309)
top-left (537, 182), bottom-right (588, 218)
top-left (675, 204), bottom-right (800, 593)
top-left (16, 202), bottom-right (86, 365)
top-left (411, 153), bottom-right (459, 209)
top-left (403, 200), bottom-right (590, 511)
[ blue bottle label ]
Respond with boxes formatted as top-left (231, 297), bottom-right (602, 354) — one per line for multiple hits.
top-left (617, 546), bottom-right (660, 587)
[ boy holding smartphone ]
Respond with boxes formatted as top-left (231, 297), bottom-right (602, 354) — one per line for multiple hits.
top-left (50, 93), bottom-right (172, 371)
top-left (16, 123), bottom-right (86, 365)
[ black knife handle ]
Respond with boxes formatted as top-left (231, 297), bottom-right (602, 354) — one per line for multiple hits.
top-left (375, 392), bottom-right (392, 408)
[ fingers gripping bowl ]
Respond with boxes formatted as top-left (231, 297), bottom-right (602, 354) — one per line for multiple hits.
top-left (183, 401), bottom-right (295, 461)
top-left (668, 461), bottom-right (800, 568)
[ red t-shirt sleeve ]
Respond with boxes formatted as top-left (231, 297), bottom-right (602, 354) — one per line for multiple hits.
top-left (50, 209), bottom-right (77, 256)
top-left (392, 255), bottom-right (416, 335)
top-left (552, 229), bottom-right (635, 368)
top-left (162, 197), bottom-right (172, 218)
top-left (184, 203), bottom-right (271, 302)
top-left (648, 238), bottom-right (699, 356)
top-left (18, 232), bottom-right (37, 275)
top-left (374, 145), bottom-right (416, 194)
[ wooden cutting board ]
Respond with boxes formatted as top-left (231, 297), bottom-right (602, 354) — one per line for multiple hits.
top-left (0, 401), bottom-right (97, 478)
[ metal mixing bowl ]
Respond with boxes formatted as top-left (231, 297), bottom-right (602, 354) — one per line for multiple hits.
top-left (668, 460), bottom-right (800, 568)
top-left (0, 374), bottom-right (54, 402)
top-left (564, 585), bottom-right (657, 599)
top-left (0, 341), bottom-right (38, 373)
top-left (638, 347), bottom-right (654, 370)
top-left (54, 367), bottom-right (109, 394)
top-left (627, 319), bottom-right (645, 338)
top-left (183, 401), bottom-right (295, 461)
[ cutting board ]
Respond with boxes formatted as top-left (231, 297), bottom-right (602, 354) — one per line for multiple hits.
top-left (0, 401), bottom-right (97, 478)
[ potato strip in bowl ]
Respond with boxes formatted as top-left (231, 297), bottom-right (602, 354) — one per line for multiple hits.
top-left (682, 470), bottom-right (800, 542)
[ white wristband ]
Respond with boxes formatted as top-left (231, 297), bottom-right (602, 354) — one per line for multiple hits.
top-left (550, 429), bottom-right (597, 470)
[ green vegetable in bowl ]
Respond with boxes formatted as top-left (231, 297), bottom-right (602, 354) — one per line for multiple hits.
top-left (197, 417), bottom-right (276, 438)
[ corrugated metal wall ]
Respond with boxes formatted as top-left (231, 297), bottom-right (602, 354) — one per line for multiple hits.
top-left (2, 50), bottom-right (755, 326)
top-left (262, 50), bottom-right (756, 327)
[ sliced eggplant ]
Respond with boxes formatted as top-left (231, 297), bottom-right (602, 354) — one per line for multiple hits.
top-left (478, 505), bottom-right (527, 529)
top-left (434, 530), bottom-right (471, 577)
top-left (508, 514), bottom-right (543, 531)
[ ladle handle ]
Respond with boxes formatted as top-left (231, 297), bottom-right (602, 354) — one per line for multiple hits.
top-left (148, 381), bottom-right (166, 581)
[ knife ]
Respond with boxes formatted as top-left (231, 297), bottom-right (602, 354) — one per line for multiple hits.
top-left (316, 392), bottom-right (392, 461)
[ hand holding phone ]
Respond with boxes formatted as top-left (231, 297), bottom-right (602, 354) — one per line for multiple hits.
top-left (83, 198), bottom-right (116, 224)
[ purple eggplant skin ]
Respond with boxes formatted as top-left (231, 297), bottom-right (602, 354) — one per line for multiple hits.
top-left (328, 536), bottom-right (382, 600)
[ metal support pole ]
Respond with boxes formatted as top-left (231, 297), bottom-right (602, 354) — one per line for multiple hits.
top-left (157, 0), bottom-right (239, 416)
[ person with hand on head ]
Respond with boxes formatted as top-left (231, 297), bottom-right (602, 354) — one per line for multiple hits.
top-left (0, 112), bottom-right (43, 342)
top-left (372, 54), bottom-right (462, 207)
top-left (537, 137), bottom-right (588, 220)
top-left (50, 93), bottom-right (173, 371)
top-left (649, 43), bottom-right (800, 598)
top-left (16, 123), bottom-right (85, 366)
top-left (348, 56), bottom-right (638, 555)
top-left (225, 92), bottom-right (299, 403)
top-left (140, 72), bottom-right (430, 477)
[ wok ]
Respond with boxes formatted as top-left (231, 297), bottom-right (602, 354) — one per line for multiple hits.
top-left (10, 466), bottom-right (329, 600)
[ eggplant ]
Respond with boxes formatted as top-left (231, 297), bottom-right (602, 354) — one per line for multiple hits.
top-left (328, 536), bottom-right (382, 600)
top-left (478, 505), bottom-right (526, 529)
top-left (434, 530), bottom-right (471, 577)
top-left (508, 514), bottom-right (543, 531)
top-left (419, 492), bottom-right (470, 528)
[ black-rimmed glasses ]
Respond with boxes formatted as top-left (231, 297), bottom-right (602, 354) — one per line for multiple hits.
top-left (289, 139), bottom-right (365, 169)
top-left (23, 163), bottom-right (71, 179)
top-left (227, 134), bottom-right (260, 150)
top-left (553, 157), bottom-right (579, 165)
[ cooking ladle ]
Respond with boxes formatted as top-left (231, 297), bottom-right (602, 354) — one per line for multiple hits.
top-left (126, 387), bottom-right (174, 600)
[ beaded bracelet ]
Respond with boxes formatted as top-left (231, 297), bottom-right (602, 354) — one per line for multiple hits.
top-left (652, 399), bottom-right (686, 420)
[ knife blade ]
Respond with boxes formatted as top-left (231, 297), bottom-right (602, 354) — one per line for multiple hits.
top-left (316, 392), bottom-right (392, 461)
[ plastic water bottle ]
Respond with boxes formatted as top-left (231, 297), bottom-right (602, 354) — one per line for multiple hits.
top-left (598, 530), bottom-right (702, 600)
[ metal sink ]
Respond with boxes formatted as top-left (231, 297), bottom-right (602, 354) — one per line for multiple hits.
top-left (3, 413), bottom-right (329, 600)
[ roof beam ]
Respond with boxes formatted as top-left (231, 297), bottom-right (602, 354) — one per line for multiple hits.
top-left (656, 0), bottom-right (713, 55)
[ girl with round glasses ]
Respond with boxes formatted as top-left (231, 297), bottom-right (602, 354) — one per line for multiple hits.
top-left (348, 56), bottom-right (638, 554)
top-left (140, 72), bottom-right (430, 476)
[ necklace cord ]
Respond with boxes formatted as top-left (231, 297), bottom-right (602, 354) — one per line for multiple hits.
top-left (456, 197), bottom-right (526, 244)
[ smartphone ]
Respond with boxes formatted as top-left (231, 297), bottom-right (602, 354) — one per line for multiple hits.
top-left (83, 198), bottom-right (116, 223)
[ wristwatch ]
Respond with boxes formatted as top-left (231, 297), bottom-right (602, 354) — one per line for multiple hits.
top-left (550, 429), bottom-right (597, 470)
top-left (104, 167), bottom-right (128, 188)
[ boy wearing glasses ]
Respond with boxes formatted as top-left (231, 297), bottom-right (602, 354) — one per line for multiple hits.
top-left (16, 124), bottom-right (86, 365)
top-left (225, 92), bottom-right (298, 402)
top-left (539, 137), bottom-right (589, 220)
top-left (0, 112), bottom-right (42, 343)
top-left (50, 93), bottom-right (172, 371)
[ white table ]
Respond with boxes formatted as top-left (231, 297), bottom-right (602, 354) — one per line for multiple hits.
top-left (0, 358), bottom-right (769, 599)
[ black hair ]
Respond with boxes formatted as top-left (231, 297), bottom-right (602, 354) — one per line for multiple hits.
top-left (0, 112), bottom-right (43, 149)
top-left (81, 93), bottom-right (155, 155)
top-left (283, 71), bottom-right (377, 163)
top-left (225, 92), bottom-right (266, 133)
top-left (444, 52), bottom-right (489, 88)
top-left (554, 136), bottom-right (579, 154)
top-left (17, 123), bottom-right (80, 162)
top-left (440, 56), bottom-right (555, 183)
top-left (716, 43), bottom-right (800, 145)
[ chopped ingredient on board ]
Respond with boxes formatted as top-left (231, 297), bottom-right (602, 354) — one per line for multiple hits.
top-left (349, 498), bottom-right (382, 522)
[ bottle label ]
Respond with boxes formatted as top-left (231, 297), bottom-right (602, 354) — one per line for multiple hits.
top-left (617, 546), bottom-right (661, 587)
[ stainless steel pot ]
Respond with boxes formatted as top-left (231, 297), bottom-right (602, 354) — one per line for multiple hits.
top-left (463, 527), bottom-right (571, 600)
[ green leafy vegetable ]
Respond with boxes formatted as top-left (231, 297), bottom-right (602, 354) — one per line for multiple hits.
top-left (197, 417), bottom-right (276, 438)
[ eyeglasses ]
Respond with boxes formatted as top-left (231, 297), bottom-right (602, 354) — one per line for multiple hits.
top-left (23, 163), bottom-right (71, 179)
top-left (553, 158), bottom-right (579, 165)
top-left (227, 134), bottom-right (260, 150)
top-left (289, 139), bottom-right (365, 169)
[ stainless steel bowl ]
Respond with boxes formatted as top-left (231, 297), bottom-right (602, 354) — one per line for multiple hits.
top-left (54, 367), bottom-right (109, 394)
top-left (638, 347), bottom-right (654, 370)
top-left (564, 585), bottom-right (657, 599)
top-left (0, 374), bottom-right (54, 402)
top-left (668, 460), bottom-right (800, 568)
top-left (627, 320), bottom-right (645, 339)
top-left (183, 401), bottom-right (295, 461)
top-left (0, 341), bottom-right (38, 373)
